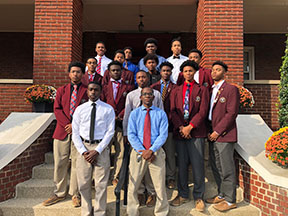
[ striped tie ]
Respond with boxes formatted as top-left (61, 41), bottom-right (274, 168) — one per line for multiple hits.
top-left (70, 85), bottom-right (77, 116)
top-left (162, 82), bottom-right (167, 102)
top-left (96, 57), bottom-right (102, 75)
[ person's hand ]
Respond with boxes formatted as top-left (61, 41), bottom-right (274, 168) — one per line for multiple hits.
top-left (147, 154), bottom-right (156, 163)
top-left (180, 125), bottom-right (193, 139)
top-left (139, 149), bottom-right (154, 161)
top-left (84, 150), bottom-right (99, 164)
top-left (208, 131), bottom-right (219, 142)
top-left (65, 124), bottom-right (72, 134)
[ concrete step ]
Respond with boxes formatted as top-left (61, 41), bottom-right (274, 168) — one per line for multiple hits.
top-left (32, 164), bottom-right (54, 180)
top-left (16, 179), bottom-right (54, 199)
top-left (44, 152), bottom-right (54, 164)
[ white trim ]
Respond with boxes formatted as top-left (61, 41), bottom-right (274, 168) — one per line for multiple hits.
top-left (244, 80), bottom-right (280, 85)
top-left (0, 79), bottom-right (33, 84)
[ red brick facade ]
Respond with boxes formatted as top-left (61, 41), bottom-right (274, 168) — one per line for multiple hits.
top-left (243, 83), bottom-right (279, 130)
top-left (236, 153), bottom-right (288, 216)
top-left (0, 122), bottom-right (55, 202)
top-left (197, 0), bottom-right (244, 85)
top-left (33, 0), bottom-right (83, 88)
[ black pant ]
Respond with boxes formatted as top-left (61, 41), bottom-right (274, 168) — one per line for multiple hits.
top-left (176, 138), bottom-right (205, 200)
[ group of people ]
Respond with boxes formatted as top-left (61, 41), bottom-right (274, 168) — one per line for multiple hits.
top-left (42, 37), bottom-right (240, 216)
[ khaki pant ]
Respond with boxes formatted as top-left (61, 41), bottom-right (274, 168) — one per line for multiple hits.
top-left (77, 142), bottom-right (110, 216)
top-left (111, 126), bottom-right (125, 180)
top-left (53, 135), bottom-right (78, 197)
top-left (162, 132), bottom-right (176, 181)
top-left (127, 148), bottom-right (169, 216)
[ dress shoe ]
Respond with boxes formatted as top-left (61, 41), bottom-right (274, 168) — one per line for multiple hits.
top-left (138, 194), bottom-right (146, 206)
top-left (170, 195), bottom-right (189, 207)
top-left (167, 179), bottom-right (176, 189)
top-left (146, 194), bottom-right (156, 207)
top-left (213, 200), bottom-right (237, 212)
top-left (205, 196), bottom-right (225, 204)
top-left (195, 199), bottom-right (205, 212)
top-left (42, 195), bottom-right (65, 206)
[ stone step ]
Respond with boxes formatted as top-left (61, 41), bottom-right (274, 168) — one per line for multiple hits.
top-left (44, 152), bottom-right (54, 164)
top-left (32, 164), bottom-right (54, 180)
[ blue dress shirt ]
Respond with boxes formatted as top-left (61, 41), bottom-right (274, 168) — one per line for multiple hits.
top-left (138, 55), bottom-right (166, 72)
top-left (123, 61), bottom-right (139, 86)
top-left (128, 105), bottom-right (168, 153)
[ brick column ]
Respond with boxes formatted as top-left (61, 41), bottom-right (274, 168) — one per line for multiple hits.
top-left (33, 0), bottom-right (83, 88)
top-left (197, 0), bottom-right (244, 84)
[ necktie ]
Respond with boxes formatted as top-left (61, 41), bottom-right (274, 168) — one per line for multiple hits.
top-left (183, 83), bottom-right (191, 120)
top-left (90, 103), bottom-right (96, 141)
top-left (112, 81), bottom-right (120, 100)
top-left (70, 85), bottom-right (78, 116)
top-left (143, 108), bottom-right (151, 150)
top-left (89, 73), bottom-right (94, 81)
top-left (173, 56), bottom-right (180, 59)
top-left (96, 57), bottom-right (102, 75)
top-left (162, 82), bottom-right (167, 102)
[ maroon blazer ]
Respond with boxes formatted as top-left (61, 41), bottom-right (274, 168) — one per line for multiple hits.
top-left (211, 81), bottom-right (239, 143)
top-left (53, 83), bottom-right (88, 140)
top-left (170, 82), bottom-right (209, 139)
top-left (102, 68), bottom-right (135, 88)
top-left (151, 81), bottom-right (176, 132)
top-left (177, 67), bottom-right (213, 90)
top-left (81, 72), bottom-right (103, 86)
top-left (101, 81), bottom-right (134, 119)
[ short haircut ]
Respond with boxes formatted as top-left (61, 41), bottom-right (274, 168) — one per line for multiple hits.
top-left (171, 37), bottom-right (181, 46)
top-left (123, 46), bottom-right (133, 53)
top-left (88, 81), bottom-right (102, 90)
top-left (141, 87), bottom-right (154, 95)
top-left (180, 60), bottom-right (199, 72)
top-left (108, 60), bottom-right (123, 70)
top-left (68, 62), bottom-right (85, 74)
top-left (136, 70), bottom-right (148, 77)
top-left (143, 54), bottom-right (159, 65)
top-left (114, 49), bottom-right (125, 58)
top-left (159, 61), bottom-right (174, 70)
top-left (188, 48), bottom-right (203, 58)
top-left (95, 41), bottom-right (105, 47)
top-left (144, 38), bottom-right (158, 48)
top-left (86, 57), bottom-right (97, 63)
top-left (212, 61), bottom-right (228, 71)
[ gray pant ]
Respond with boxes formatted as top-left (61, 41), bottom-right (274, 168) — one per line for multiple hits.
top-left (176, 138), bottom-right (205, 200)
top-left (209, 141), bottom-right (236, 203)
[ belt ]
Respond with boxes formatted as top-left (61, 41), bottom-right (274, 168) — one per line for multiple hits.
top-left (81, 137), bottom-right (102, 144)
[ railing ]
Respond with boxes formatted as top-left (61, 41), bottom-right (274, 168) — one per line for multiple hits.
top-left (114, 143), bottom-right (130, 216)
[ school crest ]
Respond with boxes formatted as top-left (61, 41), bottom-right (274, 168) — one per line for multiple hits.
top-left (203, 82), bottom-right (208, 87)
top-left (125, 80), bottom-right (129, 84)
top-left (219, 97), bottom-right (226, 103)
top-left (196, 96), bottom-right (201, 102)
top-left (123, 92), bottom-right (127, 97)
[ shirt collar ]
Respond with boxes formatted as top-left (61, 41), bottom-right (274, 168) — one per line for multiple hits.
top-left (71, 82), bottom-right (81, 89)
top-left (160, 79), bottom-right (170, 85)
top-left (184, 80), bottom-right (194, 86)
top-left (212, 80), bottom-right (225, 89)
top-left (110, 78), bottom-right (122, 83)
top-left (88, 98), bottom-right (100, 105)
top-left (141, 105), bottom-right (154, 110)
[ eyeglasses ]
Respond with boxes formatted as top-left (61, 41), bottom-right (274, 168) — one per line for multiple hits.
top-left (141, 92), bottom-right (153, 96)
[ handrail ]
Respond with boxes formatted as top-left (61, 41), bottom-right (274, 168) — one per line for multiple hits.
top-left (114, 143), bottom-right (130, 216)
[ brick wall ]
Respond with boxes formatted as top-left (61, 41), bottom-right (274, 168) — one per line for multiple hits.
top-left (0, 84), bottom-right (32, 123)
top-left (243, 84), bottom-right (279, 130)
top-left (236, 153), bottom-right (288, 216)
top-left (0, 33), bottom-right (33, 79)
top-left (244, 34), bottom-right (286, 80)
top-left (0, 121), bottom-right (55, 202)
top-left (33, 0), bottom-right (83, 89)
top-left (197, 0), bottom-right (244, 85)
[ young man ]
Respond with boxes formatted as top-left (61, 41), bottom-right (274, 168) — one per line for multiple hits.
top-left (166, 38), bottom-right (188, 84)
top-left (138, 38), bottom-right (166, 72)
top-left (123, 71), bottom-right (163, 207)
top-left (72, 81), bottom-right (115, 216)
top-left (151, 62), bottom-right (177, 189)
top-left (95, 41), bottom-right (112, 76)
top-left (170, 60), bottom-right (209, 212)
top-left (177, 49), bottom-right (213, 90)
top-left (205, 61), bottom-right (239, 212)
top-left (144, 53), bottom-right (161, 85)
top-left (102, 49), bottom-right (134, 87)
top-left (127, 87), bottom-right (169, 216)
top-left (82, 57), bottom-right (103, 86)
top-left (101, 61), bottom-right (134, 186)
top-left (43, 62), bottom-right (88, 207)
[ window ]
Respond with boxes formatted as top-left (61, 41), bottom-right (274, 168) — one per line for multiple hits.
top-left (243, 47), bottom-right (255, 80)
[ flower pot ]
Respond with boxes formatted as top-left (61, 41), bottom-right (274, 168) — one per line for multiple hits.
top-left (32, 102), bottom-right (54, 113)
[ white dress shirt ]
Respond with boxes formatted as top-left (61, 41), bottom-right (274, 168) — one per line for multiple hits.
top-left (122, 87), bottom-right (164, 136)
top-left (166, 54), bottom-right (188, 84)
top-left (194, 70), bottom-right (199, 84)
top-left (208, 80), bottom-right (225, 121)
top-left (110, 78), bottom-right (122, 100)
top-left (72, 99), bottom-right (115, 155)
top-left (95, 55), bottom-right (112, 76)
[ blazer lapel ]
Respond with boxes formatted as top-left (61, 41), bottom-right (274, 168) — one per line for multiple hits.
top-left (189, 83), bottom-right (200, 114)
top-left (199, 68), bottom-right (204, 86)
top-left (165, 82), bottom-right (173, 100)
top-left (76, 85), bottom-right (86, 107)
top-left (108, 81), bottom-right (116, 107)
top-left (63, 84), bottom-right (72, 120)
top-left (115, 83), bottom-right (125, 105)
top-left (212, 81), bottom-right (226, 109)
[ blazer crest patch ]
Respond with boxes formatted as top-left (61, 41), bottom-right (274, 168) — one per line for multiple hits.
top-left (219, 97), bottom-right (226, 103)
top-left (123, 92), bottom-right (127, 97)
top-left (195, 96), bottom-right (201, 102)
top-left (203, 82), bottom-right (208, 87)
top-left (125, 80), bottom-right (129, 84)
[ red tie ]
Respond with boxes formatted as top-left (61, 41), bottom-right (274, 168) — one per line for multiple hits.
top-left (70, 85), bottom-right (77, 116)
top-left (96, 57), bottom-right (102, 75)
top-left (89, 74), bottom-right (94, 81)
top-left (143, 108), bottom-right (151, 150)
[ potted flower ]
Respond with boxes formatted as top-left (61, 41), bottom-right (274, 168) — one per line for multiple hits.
top-left (231, 84), bottom-right (255, 109)
top-left (265, 127), bottom-right (288, 168)
top-left (24, 84), bottom-right (57, 112)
